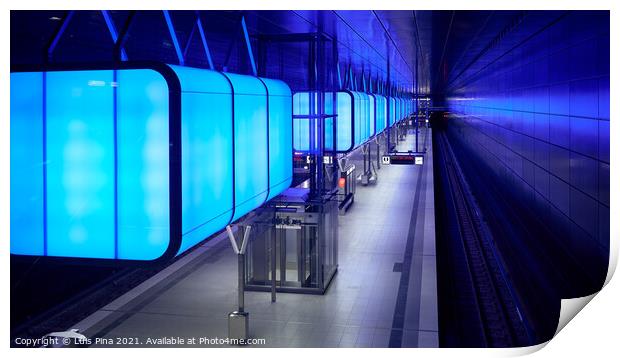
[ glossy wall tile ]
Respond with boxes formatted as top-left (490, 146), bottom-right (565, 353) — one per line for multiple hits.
top-left (447, 11), bottom-right (609, 253)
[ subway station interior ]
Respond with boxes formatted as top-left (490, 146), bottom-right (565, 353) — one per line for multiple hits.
top-left (9, 9), bottom-right (611, 348)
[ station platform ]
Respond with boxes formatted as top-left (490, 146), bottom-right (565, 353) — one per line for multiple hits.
top-left (74, 128), bottom-right (437, 348)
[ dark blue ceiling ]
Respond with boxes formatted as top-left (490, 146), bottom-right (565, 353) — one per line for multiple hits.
top-left (11, 10), bottom-right (571, 96)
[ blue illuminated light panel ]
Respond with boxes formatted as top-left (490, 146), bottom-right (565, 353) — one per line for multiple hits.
top-left (116, 69), bottom-right (170, 260)
top-left (10, 72), bottom-right (45, 256)
top-left (293, 90), bottom-right (385, 153)
top-left (169, 66), bottom-right (235, 254)
top-left (46, 70), bottom-right (116, 259)
top-left (390, 97), bottom-right (396, 125)
top-left (10, 64), bottom-right (294, 261)
top-left (369, 95), bottom-right (376, 137)
top-left (262, 78), bottom-right (293, 200)
top-left (223, 73), bottom-right (269, 222)
top-left (337, 92), bottom-right (353, 151)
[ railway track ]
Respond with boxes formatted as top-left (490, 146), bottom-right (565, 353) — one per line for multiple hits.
top-left (436, 131), bottom-right (531, 347)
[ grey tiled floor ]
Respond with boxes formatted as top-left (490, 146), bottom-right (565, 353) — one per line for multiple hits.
top-left (76, 128), bottom-right (437, 348)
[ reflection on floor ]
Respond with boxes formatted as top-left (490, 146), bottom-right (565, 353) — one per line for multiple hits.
top-left (75, 128), bottom-right (437, 348)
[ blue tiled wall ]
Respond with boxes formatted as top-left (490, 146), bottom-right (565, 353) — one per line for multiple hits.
top-left (447, 11), bottom-right (609, 256)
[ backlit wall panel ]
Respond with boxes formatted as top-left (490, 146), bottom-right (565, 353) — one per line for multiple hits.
top-left (374, 95), bottom-right (387, 133)
top-left (336, 92), bottom-right (353, 151)
top-left (10, 64), bottom-right (293, 261)
top-left (369, 95), bottom-right (376, 137)
top-left (292, 91), bottom-right (386, 153)
top-left (263, 78), bottom-right (294, 201)
top-left (292, 92), bottom-right (312, 152)
top-left (117, 69), bottom-right (170, 260)
top-left (389, 97), bottom-right (396, 125)
top-left (10, 72), bottom-right (45, 256)
top-left (222, 73), bottom-right (269, 222)
top-left (45, 70), bottom-right (116, 259)
top-left (172, 66), bottom-right (233, 255)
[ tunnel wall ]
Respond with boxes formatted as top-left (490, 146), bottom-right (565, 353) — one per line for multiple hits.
top-left (446, 11), bottom-right (609, 268)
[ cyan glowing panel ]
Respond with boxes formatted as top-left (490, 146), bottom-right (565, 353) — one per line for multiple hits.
top-left (379, 96), bottom-right (388, 131)
top-left (324, 92), bottom-right (335, 151)
top-left (375, 95), bottom-right (387, 133)
top-left (395, 98), bottom-right (400, 121)
top-left (369, 95), bottom-right (376, 137)
top-left (292, 92), bottom-right (323, 152)
top-left (10, 72), bottom-right (44, 256)
top-left (292, 91), bottom-right (352, 152)
top-left (359, 93), bottom-right (370, 143)
top-left (336, 92), bottom-right (353, 151)
top-left (389, 97), bottom-right (396, 125)
top-left (262, 78), bottom-right (293, 201)
top-left (167, 66), bottom-right (234, 255)
top-left (223, 73), bottom-right (269, 222)
top-left (356, 93), bottom-right (364, 145)
top-left (116, 69), bottom-right (170, 260)
top-left (293, 92), bottom-right (311, 151)
top-left (290, 90), bottom-right (388, 151)
top-left (46, 70), bottom-right (116, 259)
top-left (353, 92), bottom-right (362, 146)
top-left (11, 64), bottom-right (292, 262)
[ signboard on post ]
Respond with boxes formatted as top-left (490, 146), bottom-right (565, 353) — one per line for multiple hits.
top-left (388, 153), bottom-right (425, 165)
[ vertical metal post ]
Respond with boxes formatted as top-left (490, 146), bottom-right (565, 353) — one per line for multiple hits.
top-left (332, 39), bottom-right (339, 188)
top-left (415, 47), bottom-right (419, 153)
top-left (271, 228), bottom-right (276, 302)
top-left (377, 138), bottom-right (381, 169)
top-left (227, 225), bottom-right (250, 342)
top-left (259, 41), bottom-right (275, 298)
top-left (238, 253), bottom-right (245, 312)
top-left (299, 228), bottom-right (306, 283)
top-left (308, 38), bottom-right (317, 197)
top-left (363, 144), bottom-right (368, 178)
top-left (316, 34), bottom-right (325, 196)
top-left (386, 51), bottom-right (391, 154)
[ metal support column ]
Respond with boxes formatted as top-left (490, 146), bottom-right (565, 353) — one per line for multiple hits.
top-left (271, 227), bottom-right (276, 302)
top-left (415, 47), bottom-right (419, 153)
top-left (308, 38), bottom-right (317, 197)
top-left (316, 34), bottom-right (326, 196)
top-left (331, 37), bottom-right (339, 189)
top-left (386, 50), bottom-right (391, 154)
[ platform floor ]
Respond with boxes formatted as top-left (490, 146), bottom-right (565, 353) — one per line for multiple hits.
top-left (75, 127), bottom-right (437, 348)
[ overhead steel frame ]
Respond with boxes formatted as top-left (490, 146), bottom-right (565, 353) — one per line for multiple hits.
top-left (255, 31), bottom-right (339, 197)
top-left (45, 10), bottom-right (75, 64)
top-left (415, 44), bottom-right (420, 152)
top-left (250, 30), bottom-right (339, 295)
top-left (308, 31), bottom-right (337, 197)
top-left (386, 47), bottom-right (392, 153)
top-left (330, 36), bottom-right (340, 192)
top-left (48, 10), bottom-right (253, 74)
